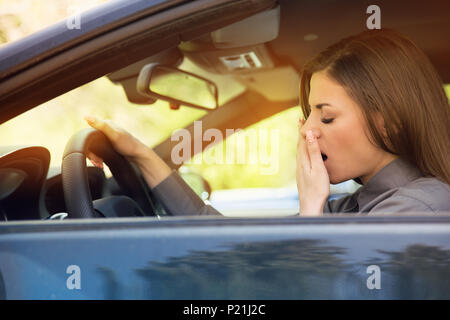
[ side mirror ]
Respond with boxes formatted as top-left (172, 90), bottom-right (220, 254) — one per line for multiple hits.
top-left (137, 63), bottom-right (219, 111)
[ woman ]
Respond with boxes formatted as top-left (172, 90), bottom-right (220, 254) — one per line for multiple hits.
top-left (86, 29), bottom-right (450, 216)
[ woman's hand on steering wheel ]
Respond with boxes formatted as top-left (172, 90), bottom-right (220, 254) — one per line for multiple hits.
top-left (84, 116), bottom-right (172, 188)
top-left (84, 116), bottom-right (148, 166)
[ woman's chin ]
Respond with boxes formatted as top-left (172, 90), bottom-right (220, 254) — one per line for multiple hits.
top-left (330, 178), bottom-right (340, 184)
top-left (330, 174), bottom-right (361, 185)
top-left (329, 174), bottom-right (347, 185)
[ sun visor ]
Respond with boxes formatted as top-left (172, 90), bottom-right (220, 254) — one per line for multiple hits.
top-left (211, 5), bottom-right (280, 49)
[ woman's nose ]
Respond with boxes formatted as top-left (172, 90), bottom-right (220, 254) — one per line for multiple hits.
top-left (300, 117), bottom-right (321, 139)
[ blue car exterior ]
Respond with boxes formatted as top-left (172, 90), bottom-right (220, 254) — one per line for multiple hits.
top-left (1, 216), bottom-right (450, 299)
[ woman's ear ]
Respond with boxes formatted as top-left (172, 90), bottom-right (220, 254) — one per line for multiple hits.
top-left (373, 111), bottom-right (398, 153)
top-left (374, 112), bottom-right (388, 138)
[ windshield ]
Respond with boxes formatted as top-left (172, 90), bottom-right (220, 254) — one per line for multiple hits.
top-left (0, 56), bottom-right (245, 165)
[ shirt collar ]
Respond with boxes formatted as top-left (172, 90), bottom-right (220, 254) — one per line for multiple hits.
top-left (356, 157), bottom-right (423, 209)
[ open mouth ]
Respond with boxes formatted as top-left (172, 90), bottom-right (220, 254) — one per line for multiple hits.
top-left (321, 153), bottom-right (328, 161)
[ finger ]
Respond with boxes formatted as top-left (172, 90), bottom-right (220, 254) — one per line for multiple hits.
top-left (87, 151), bottom-right (104, 169)
top-left (84, 116), bottom-right (119, 141)
top-left (306, 130), bottom-right (324, 170)
top-left (297, 117), bottom-right (307, 150)
top-left (297, 127), bottom-right (310, 172)
top-left (84, 115), bottom-right (99, 128)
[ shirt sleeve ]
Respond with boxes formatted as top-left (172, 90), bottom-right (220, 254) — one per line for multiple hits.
top-left (368, 195), bottom-right (436, 215)
top-left (151, 170), bottom-right (222, 216)
top-left (323, 191), bottom-right (360, 214)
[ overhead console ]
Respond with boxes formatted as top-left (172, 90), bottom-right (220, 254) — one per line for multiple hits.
top-left (180, 5), bottom-right (280, 74)
top-left (182, 43), bottom-right (275, 74)
top-left (178, 5), bottom-right (299, 102)
top-left (109, 4), bottom-right (298, 105)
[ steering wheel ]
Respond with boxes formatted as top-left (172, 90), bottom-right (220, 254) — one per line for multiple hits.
top-left (62, 128), bottom-right (156, 218)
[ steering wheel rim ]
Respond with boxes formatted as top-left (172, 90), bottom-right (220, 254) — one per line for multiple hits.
top-left (62, 128), bottom-right (156, 218)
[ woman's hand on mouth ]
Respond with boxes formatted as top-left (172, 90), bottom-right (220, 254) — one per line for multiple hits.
top-left (296, 119), bottom-right (330, 216)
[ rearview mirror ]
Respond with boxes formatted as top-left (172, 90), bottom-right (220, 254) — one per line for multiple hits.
top-left (137, 63), bottom-right (218, 110)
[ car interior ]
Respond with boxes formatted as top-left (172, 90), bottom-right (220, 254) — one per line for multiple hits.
top-left (0, 0), bottom-right (449, 221)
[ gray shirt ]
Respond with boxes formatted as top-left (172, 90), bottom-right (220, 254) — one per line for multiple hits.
top-left (324, 158), bottom-right (450, 215)
top-left (152, 158), bottom-right (450, 216)
top-left (151, 170), bottom-right (222, 216)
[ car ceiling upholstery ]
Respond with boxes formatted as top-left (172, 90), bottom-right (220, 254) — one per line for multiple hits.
top-left (269, 0), bottom-right (450, 82)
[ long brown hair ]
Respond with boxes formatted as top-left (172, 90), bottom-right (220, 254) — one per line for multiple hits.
top-left (299, 29), bottom-right (450, 184)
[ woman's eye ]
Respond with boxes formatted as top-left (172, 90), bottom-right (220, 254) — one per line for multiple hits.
top-left (321, 118), bottom-right (334, 124)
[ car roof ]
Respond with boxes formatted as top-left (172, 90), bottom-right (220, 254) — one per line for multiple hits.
top-left (0, 0), bottom-right (187, 80)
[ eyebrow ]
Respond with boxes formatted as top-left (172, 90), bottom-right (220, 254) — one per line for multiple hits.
top-left (311, 103), bottom-right (333, 109)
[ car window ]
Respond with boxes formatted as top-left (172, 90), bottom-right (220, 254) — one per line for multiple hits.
top-left (183, 107), bottom-right (300, 190)
top-left (0, 0), bottom-right (449, 208)
top-left (0, 59), bottom-right (245, 169)
top-left (184, 83), bottom-right (450, 190)
top-left (181, 106), bottom-right (362, 216)
top-left (183, 84), bottom-right (450, 216)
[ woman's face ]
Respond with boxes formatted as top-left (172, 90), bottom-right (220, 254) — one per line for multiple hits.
top-left (301, 70), bottom-right (397, 185)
